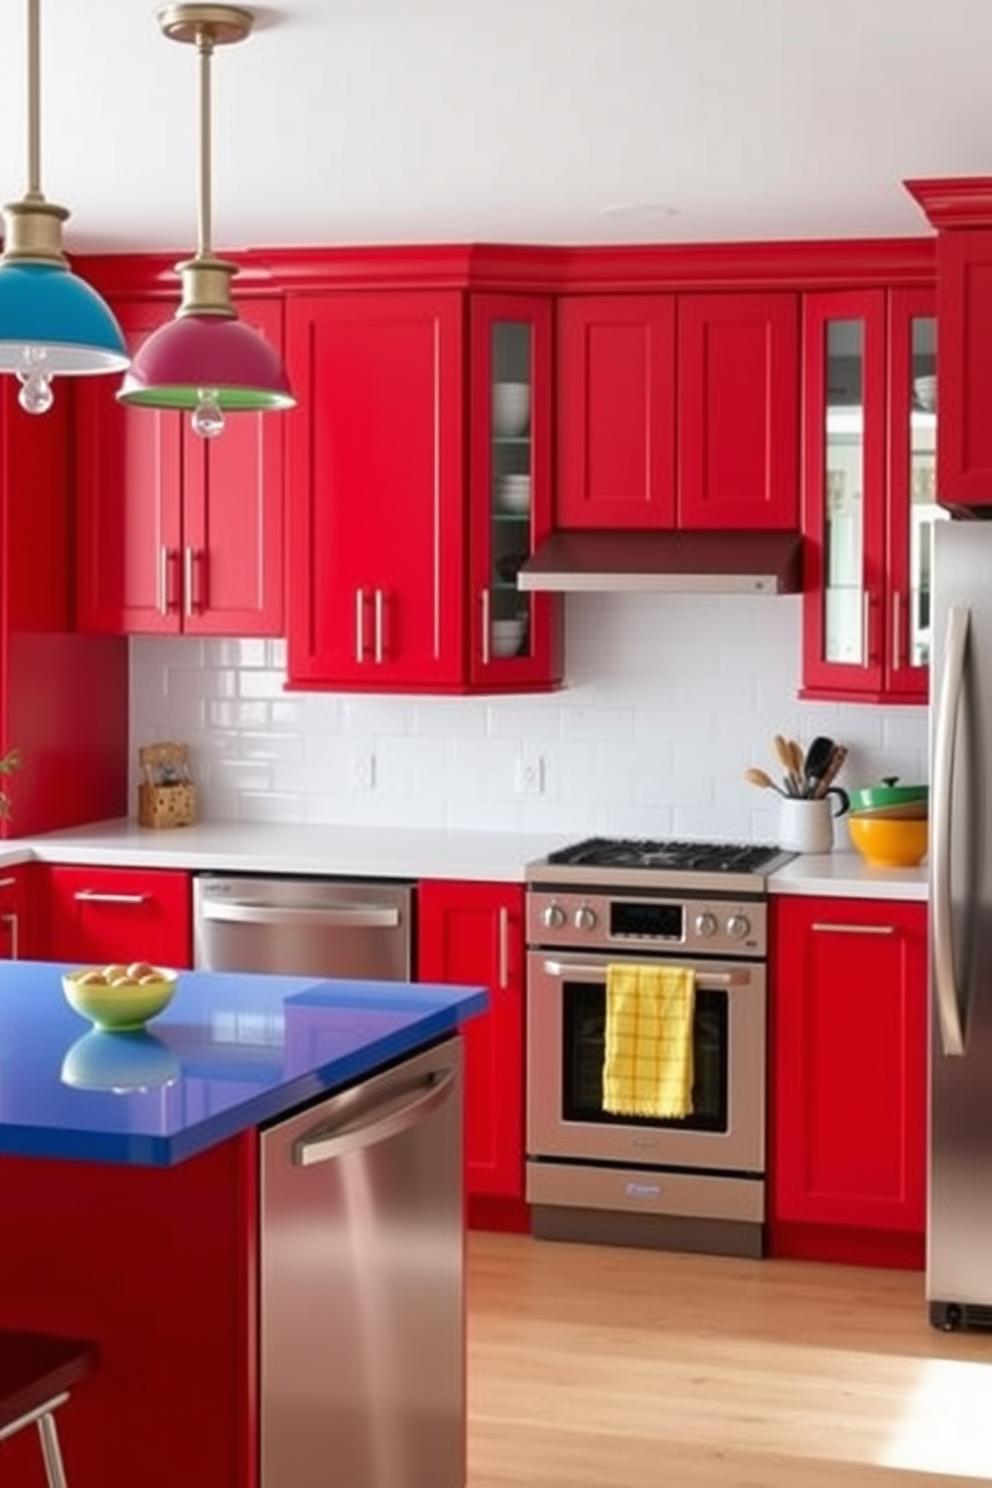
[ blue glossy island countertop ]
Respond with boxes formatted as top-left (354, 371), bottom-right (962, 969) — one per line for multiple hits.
top-left (0, 960), bottom-right (487, 1166)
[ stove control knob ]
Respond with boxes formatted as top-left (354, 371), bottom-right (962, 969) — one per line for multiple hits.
top-left (695, 912), bottom-right (719, 938)
top-left (727, 912), bottom-right (751, 941)
top-left (574, 905), bottom-right (597, 932)
top-left (542, 902), bottom-right (566, 930)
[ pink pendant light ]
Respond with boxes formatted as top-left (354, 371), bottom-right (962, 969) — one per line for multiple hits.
top-left (117, 4), bottom-right (294, 438)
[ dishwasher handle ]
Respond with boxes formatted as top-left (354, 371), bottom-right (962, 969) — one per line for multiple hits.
top-left (198, 900), bottom-right (401, 930)
top-left (293, 1068), bottom-right (457, 1165)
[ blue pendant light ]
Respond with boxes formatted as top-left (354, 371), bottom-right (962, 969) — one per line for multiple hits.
top-left (0, 0), bottom-right (129, 414)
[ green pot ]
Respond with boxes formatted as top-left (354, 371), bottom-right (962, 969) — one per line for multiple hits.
top-left (848, 777), bottom-right (929, 815)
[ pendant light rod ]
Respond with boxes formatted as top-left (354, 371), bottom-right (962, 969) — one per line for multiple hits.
top-left (197, 27), bottom-right (214, 259)
top-left (26, 0), bottom-right (42, 200)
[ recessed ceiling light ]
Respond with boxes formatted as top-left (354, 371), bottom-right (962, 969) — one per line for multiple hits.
top-left (601, 201), bottom-right (681, 221)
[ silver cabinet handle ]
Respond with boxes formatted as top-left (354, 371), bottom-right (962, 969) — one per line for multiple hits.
top-left (0, 877), bottom-right (18, 889)
top-left (294, 1069), bottom-right (456, 1165)
top-left (933, 604), bottom-right (970, 1057)
top-left (184, 546), bottom-right (205, 616)
top-left (374, 588), bottom-right (385, 664)
top-left (811, 921), bottom-right (896, 935)
top-left (480, 588), bottom-right (491, 665)
top-left (158, 545), bottom-right (172, 616)
top-left (862, 591), bottom-right (871, 668)
top-left (540, 958), bottom-right (748, 989)
top-left (497, 905), bottom-right (509, 989)
top-left (892, 589), bottom-right (903, 672)
top-left (355, 588), bottom-right (366, 663)
top-left (74, 890), bottom-right (150, 906)
top-left (1, 911), bottom-right (19, 960)
top-left (200, 900), bottom-right (400, 929)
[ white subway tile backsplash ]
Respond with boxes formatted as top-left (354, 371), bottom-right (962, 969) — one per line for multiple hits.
top-left (131, 595), bottom-right (929, 836)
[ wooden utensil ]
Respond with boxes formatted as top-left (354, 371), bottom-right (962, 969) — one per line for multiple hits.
top-left (745, 766), bottom-right (789, 798)
top-left (772, 736), bottom-right (800, 796)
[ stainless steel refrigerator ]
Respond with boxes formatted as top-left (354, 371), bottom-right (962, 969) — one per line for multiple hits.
top-left (928, 519), bottom-right (992, 1330)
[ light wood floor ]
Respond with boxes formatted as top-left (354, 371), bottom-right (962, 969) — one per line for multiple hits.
top-left (466, 1231), bottom-right (992, 1486)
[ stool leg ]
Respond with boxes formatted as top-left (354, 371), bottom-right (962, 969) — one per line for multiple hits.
top-left (36, 1411), bottom-right (70, 1488)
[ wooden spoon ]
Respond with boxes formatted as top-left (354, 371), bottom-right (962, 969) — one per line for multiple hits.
top-left (745, 766), bottom-right (789, 798)
top-left (772, 736), bottom-right (799, 795)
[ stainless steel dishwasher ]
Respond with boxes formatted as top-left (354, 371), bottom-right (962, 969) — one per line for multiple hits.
top-left (259, 1035), bottom-right (465, 1488)
top-left (193, 875), bottom-right (413, 980)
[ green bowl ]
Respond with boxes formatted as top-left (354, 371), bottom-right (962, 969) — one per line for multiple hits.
top-left (62, 968), bottom-right (178, 1031)
top-left (848, 779), bottom-right (928, 815)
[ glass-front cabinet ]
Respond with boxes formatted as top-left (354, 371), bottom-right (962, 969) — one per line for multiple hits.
top-left (469, 295), bottom-right (561, 689)
top-left (802, 287), bottom-right (942, 702)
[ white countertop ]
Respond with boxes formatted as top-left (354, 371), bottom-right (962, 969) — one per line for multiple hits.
top-left (767, 850), bottom-right (928, 902)
top-left (10, 819), bottom-right (571, 883)
top-left (0, 820), bottom-right (929, 900)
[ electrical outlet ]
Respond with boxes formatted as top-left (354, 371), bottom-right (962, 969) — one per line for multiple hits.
top-left (514, 754), bottom-right (544, 795)
top-left (348, 751), bottom-right (376, 792)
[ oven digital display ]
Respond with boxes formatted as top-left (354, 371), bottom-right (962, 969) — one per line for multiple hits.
top-left (609, 900), bottom-right (683, 941)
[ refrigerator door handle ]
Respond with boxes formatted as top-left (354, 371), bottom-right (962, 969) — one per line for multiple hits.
top-left (293, 1068), bottom-right (456, 1165)
top-left (932, 603), bottom-right (970, 1058)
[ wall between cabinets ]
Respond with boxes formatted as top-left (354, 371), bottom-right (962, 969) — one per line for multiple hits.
top-left (130, 595), bottom-right (928, 842)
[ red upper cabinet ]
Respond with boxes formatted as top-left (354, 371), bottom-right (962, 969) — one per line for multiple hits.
top-left (556, 291), bottom-right (798, 531)
top-left (76, 297), bottom-right (285, 637)
top-left (285, 283), bottom-right (561, 694)
top-left (557, 295), bottom-right (676, 529)
top-left (285, 291), bottom-right (465, 691)
top-left (905, 178), bottom-right (992, 511)
top-left (468, 294), bottom-right (561, 689)
top-left (770, 895), bottom-right (927, 1257)
top-left (0, 383), bottom-right (128, 837)
top-left (802, 287), bottom-right (940, 703)
top-left (677, 293), bottom-right (799, 529)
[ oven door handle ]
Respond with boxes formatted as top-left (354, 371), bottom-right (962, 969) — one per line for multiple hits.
top-left (539, 958), bottom-right (750, 989)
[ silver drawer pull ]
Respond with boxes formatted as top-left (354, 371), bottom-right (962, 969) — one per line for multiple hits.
top-left (74, 890), bottom-right (150, 905)
top-left (811, 922), bottom-right (896, 935)
top-left (540, 959), bottom-right (748, 989)
top-left (0, 911), bottom-right (19, 959)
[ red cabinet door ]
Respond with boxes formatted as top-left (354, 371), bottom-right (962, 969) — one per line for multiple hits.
top-left (932, 227), bottom-right (992, 510)
top-left (182, 298), bottom-right (286, 637)
top-left (76, 299), bottom-right (183, 634)
top-left (286, 292), bottom-right (465, 690)
top-left (0, 866), bottom-right (30, 960)
top-left (677, 293), bottom-right (799, 529)
top-left (76, 297), bottom-right (284, 637)
top-left (771, 896), bottom-right (926, 1237)
top-left (39, 865), bottom-right (193, 970)
top-left (417, 879), bottom-right (525, 1199)
top-left (557, 295), bottom-right (677, 529)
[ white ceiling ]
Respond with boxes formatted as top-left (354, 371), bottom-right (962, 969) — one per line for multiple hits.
top-left (3, 0), bottom-right (992, 258)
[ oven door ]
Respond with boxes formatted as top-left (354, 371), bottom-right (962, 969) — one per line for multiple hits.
top-left (526, 949), bottom-right (765, 1175)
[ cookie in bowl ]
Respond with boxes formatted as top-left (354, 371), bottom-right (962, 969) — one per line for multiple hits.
top-left (62, 963), bottom-right (179, 1031)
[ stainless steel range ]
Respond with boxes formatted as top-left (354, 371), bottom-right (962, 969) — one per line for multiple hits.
top-left (525, 837), bottom-right (793, 1258)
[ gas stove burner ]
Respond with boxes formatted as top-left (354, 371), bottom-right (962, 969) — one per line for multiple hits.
top-left (546, 837), bottom-right (785, 875)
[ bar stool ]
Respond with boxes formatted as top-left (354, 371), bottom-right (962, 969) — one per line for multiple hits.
top-left (0, 1329), bottom-right (97, 1488)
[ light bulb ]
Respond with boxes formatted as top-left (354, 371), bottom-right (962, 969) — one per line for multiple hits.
top-left (192, 390), bottom-right (225, 439)
top-left (17, 347), bottom-right (54, 416)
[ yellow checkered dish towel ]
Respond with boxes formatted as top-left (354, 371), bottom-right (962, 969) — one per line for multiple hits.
top-left (602, 963), bottom-right (695, 1119)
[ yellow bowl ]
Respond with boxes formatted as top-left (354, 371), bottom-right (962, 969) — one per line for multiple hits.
top-left (62, 967), bottom-right (178, 1031)
top-left (848, 815), bottom-right (929, 868)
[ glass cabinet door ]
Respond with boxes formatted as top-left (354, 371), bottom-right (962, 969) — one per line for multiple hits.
top-left (469, 294), bottom-right (559, 688)
top-left (887, 288), bottom-right (943, 696)
top-left (802, 290), bottom-right (887, 697)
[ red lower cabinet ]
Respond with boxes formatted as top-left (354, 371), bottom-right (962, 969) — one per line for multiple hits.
top-left (417, 880), bottom-right (527, 1225)
top-left (36, 865), bottom-right (193, 970)
top-left (770, 895), bottom-right (927, 1267)
top-left (0, 865), bottom-right (32, 960)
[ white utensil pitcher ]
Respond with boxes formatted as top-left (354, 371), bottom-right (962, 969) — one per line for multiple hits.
top-left (779, 796), bottom-right (836, 854)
